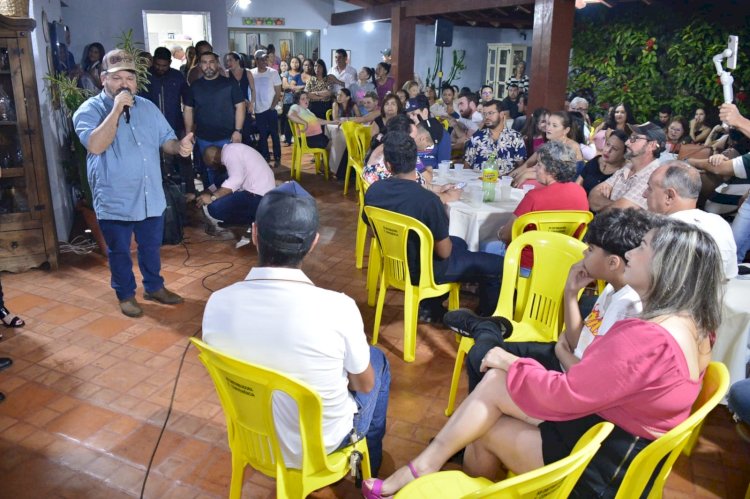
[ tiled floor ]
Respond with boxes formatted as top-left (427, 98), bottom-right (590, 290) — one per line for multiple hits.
top-left (0, 148), bottom-right (749, 498)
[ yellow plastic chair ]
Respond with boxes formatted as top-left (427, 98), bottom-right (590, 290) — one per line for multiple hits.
top-left (439, 117), bottom-right (450, 130)
top-left (190, 338), bottom-right (371, 499)
top-left (445, 231), bottom-right (587, 415)
top-left (288, 120), bottom-right (329, 181)
top-left (352, 160), bottom-right (370, 270)
top-left (356, 124), bottom-right (372, 160)
top-left (511, 210), bottom-right (593, 240)
top-left (325, 109), bottom-right (333, 121)
top-left (614, 362), bottom-right (729, 499)
top-left (364, 206), bottom-right (461, 362)
top-left (394, 422), bottom-right (614, 498)
top-left (341, 121), bottom-right (363, 196)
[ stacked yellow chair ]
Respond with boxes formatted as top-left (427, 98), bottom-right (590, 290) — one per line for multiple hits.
top-left (445, 231), bottom-right (587, 415)
top-left (394, 422), bottom-right (614, 498)
top-left (288, 120), bottom-right (329, 181)
top-left (190, 338), bottom-right (371, 499)
top-left (614, 362), bottom-right (729, 498)
top-left (341, 121), bottom-right (364, 196)
top-left (364, 206), bottom-right (460, 362)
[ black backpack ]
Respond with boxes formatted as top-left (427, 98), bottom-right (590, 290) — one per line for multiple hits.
top-left (162, 178), bottom-right (186, 245)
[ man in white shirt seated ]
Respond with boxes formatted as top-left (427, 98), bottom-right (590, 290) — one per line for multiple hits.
top-left (202, 181), bottom-right (391, 475)
top-left (448, 91), bottom-right (483, 150)
top-left (644, 160), bottom-right (738, 279)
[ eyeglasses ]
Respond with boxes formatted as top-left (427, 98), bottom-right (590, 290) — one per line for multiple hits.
top-left (628, 135), bottom-right (650, 143)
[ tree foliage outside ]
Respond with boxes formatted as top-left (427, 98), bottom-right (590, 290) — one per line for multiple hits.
top-left (567, 2), bottom-right (750, 123)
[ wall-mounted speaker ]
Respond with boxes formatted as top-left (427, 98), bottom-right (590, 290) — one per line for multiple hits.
top-left (435, 18), bottom-right (453, 47)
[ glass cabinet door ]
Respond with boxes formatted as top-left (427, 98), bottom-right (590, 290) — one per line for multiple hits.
top-left (0, 38), bottom-right (38, 223)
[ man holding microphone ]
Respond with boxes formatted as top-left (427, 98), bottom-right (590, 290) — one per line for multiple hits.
top-left (74, 49), bottom-right (194, 318)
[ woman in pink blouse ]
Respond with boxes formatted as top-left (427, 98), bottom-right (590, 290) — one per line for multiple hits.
top-left (363, 219), bottom-right (723, 499)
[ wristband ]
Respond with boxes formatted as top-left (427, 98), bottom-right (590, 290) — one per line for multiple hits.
top-left (234, 129), bottom-right (241, 133)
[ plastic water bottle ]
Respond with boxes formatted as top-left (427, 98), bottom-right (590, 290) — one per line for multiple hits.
top-left (482, 153), bottom-right (499, 202)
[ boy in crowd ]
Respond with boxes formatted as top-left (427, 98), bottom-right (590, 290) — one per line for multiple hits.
top-left (443, 208), bottom-right (654, 391)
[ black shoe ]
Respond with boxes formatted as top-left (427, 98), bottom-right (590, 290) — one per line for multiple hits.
top-left (442, 308), bottom-right (513, 339)
top-left (418, 304), bottom-right (448, 324)
top-left (0, 357), bottom-right (11, 371)
top-left (0, 393), bottom-right (4, 403)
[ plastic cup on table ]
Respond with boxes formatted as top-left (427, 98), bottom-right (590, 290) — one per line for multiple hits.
top-left (438, 160), bottom-right (451, 177)
top-left (499, 176), bottom-right (513, 200)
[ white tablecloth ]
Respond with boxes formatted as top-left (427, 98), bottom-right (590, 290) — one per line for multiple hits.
top-left (434, 168), bottom-right (525, 251)
top-left (714, 278), bottom-right (750, 390)
top-left (325, 124), bottom-right (347, 175)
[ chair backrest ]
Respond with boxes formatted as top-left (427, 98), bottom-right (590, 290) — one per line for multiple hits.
top-left (326, 109), bottom-right (333, 121)
top-left (190, 338), bottom-right (333, 498)
top-left (288, 120), bottom-right (315, 151)
top-left (355, 125), bottom-right (372, 161)
top-left (352, 161), bottom-right (367, 209)
top-left (511, 210), bottom-right (593, 241)
top-left (494, 231), bottom-right (587, 341)
top-left (465, 422), bottom-right (614, 498)
top-left (614, 362), bottom-right (730, 499)
top-left (364, 206), bottom-right (440, 290)
top-left (341, 121), bottom-right (363, 166)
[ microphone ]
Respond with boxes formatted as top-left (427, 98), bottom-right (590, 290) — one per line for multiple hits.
top-left (118, 88), bottom-right (132, 124)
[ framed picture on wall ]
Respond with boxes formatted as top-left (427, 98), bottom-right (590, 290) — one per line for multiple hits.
top-left (331, 49), bottom-right (351, 69)
top-left (247, 33), bottom-right (260, 56)
top-left (279, 39), bottom-right (292, 62)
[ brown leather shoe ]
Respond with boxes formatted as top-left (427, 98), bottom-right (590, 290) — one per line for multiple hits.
top-left (119, 297), bottom-right (144, 318)
top-left (144, 287), bottom-right (184, 305)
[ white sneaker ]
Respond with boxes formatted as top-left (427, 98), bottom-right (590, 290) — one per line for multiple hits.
top-left (202, 206), bottom-right (231, 236)
top-left (235, 237), bottom-right (251, 249)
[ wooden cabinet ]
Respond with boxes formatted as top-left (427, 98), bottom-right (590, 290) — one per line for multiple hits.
top-left (485, 44), bottom-right (527, 99)
top-left (0, 15), bottom-right (58, 272)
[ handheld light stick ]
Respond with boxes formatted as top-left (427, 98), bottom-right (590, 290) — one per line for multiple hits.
top-left (713, 35), bottom-right (738, 128)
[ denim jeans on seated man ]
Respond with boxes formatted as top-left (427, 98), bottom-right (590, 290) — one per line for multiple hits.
top-left (206, 191), bottom-right (263, 226)
top-left (732, 198), bottom-right (750, 263)
top-left (421, 236), bottom-right (503, 317)
top-left (99, 216), bottom-right (165, 300)
top-left (335, 346), bottom-right (391, 476)
top-left (729, 378), bottom-right (750, 424)
top-left (195, 137), bottom-right (230, 188)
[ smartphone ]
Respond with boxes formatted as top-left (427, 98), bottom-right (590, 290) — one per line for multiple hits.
top-left (454, 182), bottom-right (467, 189)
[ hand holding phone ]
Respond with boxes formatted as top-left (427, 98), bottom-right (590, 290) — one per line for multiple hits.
top-left (454, 182), bottom-right (467, 190)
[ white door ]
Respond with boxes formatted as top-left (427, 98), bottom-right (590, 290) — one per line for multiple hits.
top-left (486, 43), bottom-right (513, 99)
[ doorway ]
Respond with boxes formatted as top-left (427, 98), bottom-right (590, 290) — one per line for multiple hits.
top-left (143, 11), bottom-right (211, 69)
top-left (228, 28), bottom-right (320, 63)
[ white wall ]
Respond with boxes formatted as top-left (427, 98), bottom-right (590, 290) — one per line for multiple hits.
top-left (30, 0), bottom-right (72, 241)
top-left (63, 0), bottom-right (228, 62)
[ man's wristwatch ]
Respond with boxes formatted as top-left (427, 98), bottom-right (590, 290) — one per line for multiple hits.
top-left (234, 129), bottom-right (241, 133)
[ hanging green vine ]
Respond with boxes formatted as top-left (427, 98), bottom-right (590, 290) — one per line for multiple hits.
top-left (568, 4), bottom-right (750, 122)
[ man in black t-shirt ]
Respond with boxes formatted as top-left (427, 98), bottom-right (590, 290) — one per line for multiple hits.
top-left (184, 51), bottom-right (245, 189)
top-left (364, 132), bottom-right (503, 321)
top-left (502, 83), bottom-right (521, 120)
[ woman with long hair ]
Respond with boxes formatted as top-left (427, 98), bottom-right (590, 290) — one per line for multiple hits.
top-left (512, 111), bottom-right (583, 187)
top-left (300, 58), bottom-right (315, 85)
top-left (519, 107), bottom-right (549, 156)
top-left (332, 88), bottom-right (360, 121)
top-left (371, 93), bottom-right (402, 139)
top-left (424, 85), bottom-right (438, 107)
top-left (363, 218), bottom-right (723, 499)
top-left (592, 103), bottom-right (635, 153)
top-left (689, 107), bottom-right (712, 144)
top-left (287, 90), bottom-right (339, 149)
top-left (304, 59), bottom-right (333, 119)
top-left (665, 116), bottom-right (690, 154)
top-left (80, 42), bottom-right (105, 91)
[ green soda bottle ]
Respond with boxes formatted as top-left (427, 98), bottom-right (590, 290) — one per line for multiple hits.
top-left (482, 153), bottom-right (499, 202)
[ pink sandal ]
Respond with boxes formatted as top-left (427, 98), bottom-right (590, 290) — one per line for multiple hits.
top-left (361, 462), bottom-right (420, 498)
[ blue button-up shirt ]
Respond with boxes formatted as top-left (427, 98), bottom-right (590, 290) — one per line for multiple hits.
top-left (73, 92), bottom-right (176, 221)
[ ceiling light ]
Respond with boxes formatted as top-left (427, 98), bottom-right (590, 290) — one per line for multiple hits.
top-left (305, 30), bottom-right (312, 37)
top-left (363, 20), bottom-right (374, 33)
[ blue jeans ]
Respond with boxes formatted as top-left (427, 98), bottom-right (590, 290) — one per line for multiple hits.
top-left (99, 216), bottom-right (165, 301)
top-left (195, 137), bottom-right (230, 188)
top-left (337, 346), bottom-right (390, 477)
top-left (732, 198), bottom-right (750, 262)
top-left (255, 108), bottom-right (281, 162)
top-left (428, 236), bottom-right (503, 316)
top-left (729, 378), bottom-right (750, 424)
top-left (206, 191), bottom-right (263, 226)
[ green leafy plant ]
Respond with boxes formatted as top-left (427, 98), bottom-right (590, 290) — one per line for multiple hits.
top-left (426, 49), bottom-right (466, 88)
top-left (568, 4), bottom-right (750, 122)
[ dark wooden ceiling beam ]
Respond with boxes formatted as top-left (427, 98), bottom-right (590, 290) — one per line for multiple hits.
top-left (333, 0), bottom-right (533, 25)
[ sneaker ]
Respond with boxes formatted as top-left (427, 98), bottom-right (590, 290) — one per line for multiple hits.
top-left (417, 304), bottom-right (448, 324)
top-left (119, 297), bottom-right (144, 318)
top-left (274, 159), bottom-right (282, 168)
top-left (442, 308), bottom-right (513, 339)
top-left (143, 287), bottom-right (184, 305)
top-left (235, 237), bottom-right (251, 249)
top-left (202, 205), bottom-right (231, 236)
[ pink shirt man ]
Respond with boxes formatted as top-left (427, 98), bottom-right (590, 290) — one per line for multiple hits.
top-left (221, 143), bottom-right (276, 196)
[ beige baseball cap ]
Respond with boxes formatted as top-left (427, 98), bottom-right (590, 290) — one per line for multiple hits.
top-left (102, 49), bottom-right (136, 73)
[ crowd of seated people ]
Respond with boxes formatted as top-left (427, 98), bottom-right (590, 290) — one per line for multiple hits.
top-left (58, 36), bottom-right (750, 498)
